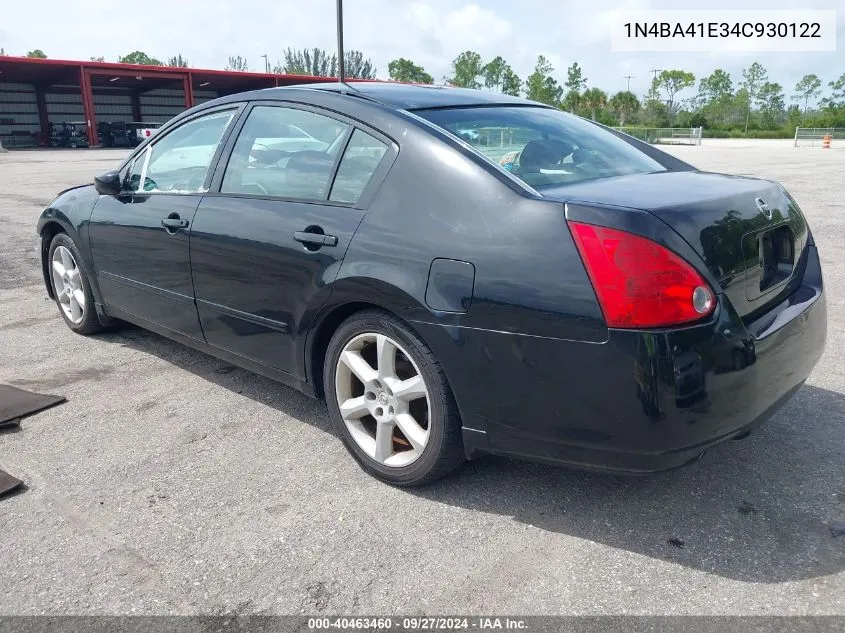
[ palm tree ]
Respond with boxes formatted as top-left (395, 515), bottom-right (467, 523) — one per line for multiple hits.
top-left (609, 91), bottom-right (640, 126)
top-left (581, 88), bottom-right (608, 120)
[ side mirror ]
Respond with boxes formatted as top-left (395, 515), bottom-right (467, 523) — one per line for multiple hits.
top-left (94, 170), bottom-right (122, 196)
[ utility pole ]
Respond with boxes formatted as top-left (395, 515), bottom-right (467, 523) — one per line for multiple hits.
top-left (336, 0), bottom-right (345, 82)
top-left (261, 54), bottom-right (270, 74)
top-left (623, 75), bottom-right (634, 92)
top-left (648, 68), bottom-right (662, 100)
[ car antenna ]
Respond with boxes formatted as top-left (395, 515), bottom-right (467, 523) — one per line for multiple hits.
top-left (335, 0), bottom-right (359, 94)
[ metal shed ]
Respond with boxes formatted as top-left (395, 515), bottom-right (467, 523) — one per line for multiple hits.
top-left (0, 56), bottom-right (334, 147)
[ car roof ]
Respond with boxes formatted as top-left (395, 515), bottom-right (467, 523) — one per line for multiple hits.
top-left (284, 81), bottom-right (541, 110)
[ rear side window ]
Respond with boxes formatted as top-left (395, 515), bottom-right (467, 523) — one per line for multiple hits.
top-left (416, 106), bottom-right (665, 189)
top-left (329, 129), bottom-right (388, 204)
top-left (221, 106), bottom-right (349, 200)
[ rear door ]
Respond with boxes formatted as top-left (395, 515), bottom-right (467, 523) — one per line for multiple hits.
top-left (88, 106), bottom-right (241, 338)
top-left (190, 102), bottom-right (396, 377)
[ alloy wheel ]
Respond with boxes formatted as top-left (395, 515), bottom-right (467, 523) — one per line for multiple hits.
top-left (51, 245), bottom-right (86, 324)
top-left (335, 332), bottom-right (431, 468)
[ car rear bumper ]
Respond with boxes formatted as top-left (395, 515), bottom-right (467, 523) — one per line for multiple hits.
top-left (415, 246), bottom-right (827, 474)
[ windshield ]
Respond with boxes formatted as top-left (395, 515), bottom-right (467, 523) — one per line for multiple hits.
top-left (416, 106), bottom-right (666, 189)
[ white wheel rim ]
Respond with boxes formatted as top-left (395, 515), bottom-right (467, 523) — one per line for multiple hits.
top-left (51, 245), bottom-right (85, 324)
top-left (335, 332), bottom-right (431, 468)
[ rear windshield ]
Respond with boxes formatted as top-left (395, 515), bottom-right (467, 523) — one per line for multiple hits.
top-left (416, 106), bottom-right (666, 189)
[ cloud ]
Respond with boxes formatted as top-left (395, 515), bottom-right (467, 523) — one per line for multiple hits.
top-left (1, 0), bottom-right (841, 100)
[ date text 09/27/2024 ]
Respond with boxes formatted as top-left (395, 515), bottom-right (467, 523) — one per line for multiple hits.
top-left (308, 617), bottom-right (528, 630)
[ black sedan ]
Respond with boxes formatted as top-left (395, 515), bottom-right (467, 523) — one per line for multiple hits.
top-left (37, 83), bottom-right (826, 485)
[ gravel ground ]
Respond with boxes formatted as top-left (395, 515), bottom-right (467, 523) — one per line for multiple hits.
top-left (0, 140), bottom-right (843, 615)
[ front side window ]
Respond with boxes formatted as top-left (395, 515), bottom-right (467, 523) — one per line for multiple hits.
top-left (122, 155), bottom-right (142, 191)
top-left (222, 106), bottom-right (349, 200)
top-left (416, 106), bottom-right (666, 189)
top-left (131, 109), bottom-right (235, 194)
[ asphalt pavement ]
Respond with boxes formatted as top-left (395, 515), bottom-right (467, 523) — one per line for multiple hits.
top-left (0, 141), bottom-right (843, 615)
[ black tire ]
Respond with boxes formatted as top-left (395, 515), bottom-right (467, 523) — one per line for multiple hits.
top-left (324, 309), bottom-right (465, 486)
top-left (47, 233), bottom-right (104, 335)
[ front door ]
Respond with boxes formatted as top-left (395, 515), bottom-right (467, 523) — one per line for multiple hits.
top-left (88, 107), bottom-right (240, 339)
top-left (190, 103), bottom-right (393, 377)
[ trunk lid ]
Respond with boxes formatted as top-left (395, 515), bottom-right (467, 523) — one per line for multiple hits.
top-left (543, 171), bottom-right (809, 320)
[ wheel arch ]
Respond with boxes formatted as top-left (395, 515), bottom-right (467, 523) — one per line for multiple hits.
top-left (303, 277), bottom-right (434, 400)
top-left (38, 219), bottom-right (72, 299)
top-left (38, 215), bottom-right (104, 306)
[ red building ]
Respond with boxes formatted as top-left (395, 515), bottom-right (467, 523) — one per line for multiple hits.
top-left (0, 56), bottom-right (334, 147)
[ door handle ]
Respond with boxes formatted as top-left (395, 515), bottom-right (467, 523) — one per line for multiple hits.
top-left (293, 231), bottom-right (338, 247)
top-left (161, 217), bottom-right (190, 229)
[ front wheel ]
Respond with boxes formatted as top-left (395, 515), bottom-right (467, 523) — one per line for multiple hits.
top-left (324, 310), bottom-right (464, 486)
top-left (48, 233), bottom-right (104, 335)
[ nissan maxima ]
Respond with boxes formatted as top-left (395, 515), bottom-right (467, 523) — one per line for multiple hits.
top-left (36, 83), bottom-right (826, 485)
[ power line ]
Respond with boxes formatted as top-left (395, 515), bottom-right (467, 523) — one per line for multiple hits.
top-left (623, 75), bottom-right (634, 92)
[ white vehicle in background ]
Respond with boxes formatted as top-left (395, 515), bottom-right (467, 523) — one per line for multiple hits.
top-left (254, 123), bottom-right (328, 153)
top-left (136, 126), bottom-right (160, 142)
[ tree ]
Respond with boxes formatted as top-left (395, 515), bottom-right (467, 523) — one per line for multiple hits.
top-left (642, 94), bottom-right (670, 127)
top-left (483, 56), bottom-right (507, 91)
top-left (562, 62), bottom-right (587, 112)
top-left (225, 55), bottom-right (249, 72)
top-left (119, 51), bottom-right (162, 65)
top-left (166, 54), bottom-right (189, 68)
top-left (565, 62), bottom-right (587, 93)
top-left (695, 69), bottom-right (734, 127)
top-left (446, 51), bottom-right (483, 89)
top-left (740, 62), bottom-right (768, 132)
top-left (89, 56), bottom-right (105, 62)
top-left (26, 49), bottom-right (47, 58)
top-left (756, 81), bottom-right (785, 127)
top-left (388, 58), bottom-right (433, 84)
top-left (656, 70), bottom-right (695, 125)
top-left (582, 87), bottom-right (608, 121)
top-left (698, 69), bottom-right (733, 104)
top-left (609, 91), bottom-right (640, 126)
top-left (525, 55), bottom-right (562, 106)
top-left (482, 56), bottom-right (519, 95)
top-left (501, 68), bottom-right (522, 97)
top-left (341, 50), bottom-right (376, 79)
top-left (822, 73), bottom-right (845, 109)
top-left (283, 48), bottom-right (336, 76)
top-left (792, 74), bottom-right (821, 112)
top-left (0, 48), bottom-right (6, 56)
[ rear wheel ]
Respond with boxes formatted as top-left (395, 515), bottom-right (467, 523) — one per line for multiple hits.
top-left (324, 310), bottom-right (464, 486)
top-left (48, 233), bottom-right (103, 335)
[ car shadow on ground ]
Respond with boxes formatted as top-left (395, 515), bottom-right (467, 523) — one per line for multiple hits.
top-left (104, 325), bottom-right (845, 585)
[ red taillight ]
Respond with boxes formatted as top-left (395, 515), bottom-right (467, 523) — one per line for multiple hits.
top-left (568, 221), bottom-right (715, 329)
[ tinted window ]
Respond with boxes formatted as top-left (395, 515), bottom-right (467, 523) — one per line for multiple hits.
top-left (134, 110), bottom-right (235, 193)
top-left (329, 129), bottom-right (388, 204)
top-left (222, 106), bottom-right (349, 200)
top-left (417, 106), bottom-right (665, 189)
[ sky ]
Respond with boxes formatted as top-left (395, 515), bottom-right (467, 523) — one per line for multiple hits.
top-left (1, 0), bottom-right (842, 104)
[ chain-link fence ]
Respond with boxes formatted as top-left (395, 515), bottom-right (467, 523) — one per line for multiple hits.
top-left (794, 127), bottom-right (845, 147)
top-left (615, 127), bottom-right (703, 145)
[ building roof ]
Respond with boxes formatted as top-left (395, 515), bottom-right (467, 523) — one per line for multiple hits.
top-left (0, 55), bottom-right (333, 92)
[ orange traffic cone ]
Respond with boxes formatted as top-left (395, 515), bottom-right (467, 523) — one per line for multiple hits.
top-left (822, 134), bottom-right (831, 149)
